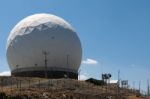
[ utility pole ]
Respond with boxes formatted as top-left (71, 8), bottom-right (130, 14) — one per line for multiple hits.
top-left (117, 70), bottom-right (120, 99)
top-left (35, 64), bottom-right (37, 76)
top-left (133, 81), bottom-right (135, 93)
top-left (43, 51), bottom-right (49, 78)
top-left (139, 81), bottom-right (141, 94)
top-left (147, 80), bottom-right (150, 97)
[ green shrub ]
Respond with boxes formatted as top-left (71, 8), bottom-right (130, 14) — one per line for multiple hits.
top-left (86, 78), bottom-right (106, 86)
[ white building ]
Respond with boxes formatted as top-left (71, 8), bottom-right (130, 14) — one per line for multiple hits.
top-left (6, 13), bottom-right (82, 79)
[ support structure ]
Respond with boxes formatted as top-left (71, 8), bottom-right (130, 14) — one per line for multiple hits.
top-left (43, 51), bottom-right (49, 78)
top-left (148, 80), bottom-right (150, 97)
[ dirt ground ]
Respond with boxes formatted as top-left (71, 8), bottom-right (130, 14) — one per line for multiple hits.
top-left (0, 76), bottom-right (146, 99)
top-left (127, 95), bottom-right (145, 99)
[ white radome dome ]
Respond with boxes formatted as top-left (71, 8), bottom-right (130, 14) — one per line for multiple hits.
top-left (6, 13), bottom-right (82, 78)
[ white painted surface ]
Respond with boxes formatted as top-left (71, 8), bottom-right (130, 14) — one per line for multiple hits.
top-left (6, 13), bottom-right (82, 73)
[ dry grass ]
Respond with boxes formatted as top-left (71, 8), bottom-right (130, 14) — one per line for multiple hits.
top-left (0, 76), bottom-right (145, 99)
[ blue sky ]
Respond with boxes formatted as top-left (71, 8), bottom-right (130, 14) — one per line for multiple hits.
top-left (0, 0), bottom-right (150, 92)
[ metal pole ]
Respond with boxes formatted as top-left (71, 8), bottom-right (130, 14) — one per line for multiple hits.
top-left (43, 51), bottom-right (49, 78)
top-left (133, 81), bottom-right (135, 93)
top-left (66, 54), bottom-right (69, 78)
top-left (11, 78), bottom-right (12, 92)
top-left (139, 81), bottom-right (141, 94)
top-left (147, 80), bottom-right (150, 97)
top-left (16, 64), bottom-right (19, 92)
top-left (117, 70), bottom-right (120, 99)
top-left (35, 64), bottom-right (37, 77)
top-left (16, 64), bottom-right (19, 76)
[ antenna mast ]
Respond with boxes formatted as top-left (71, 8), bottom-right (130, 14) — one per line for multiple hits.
top-left (43, 51), bottom-right (49, 78)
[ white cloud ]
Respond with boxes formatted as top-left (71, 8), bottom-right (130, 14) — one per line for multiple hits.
top-left (82, 58), bottom-right (98, 65)
top-left (0, 71), bottom-right (11, 76)
top-left (78, 74), bottom-right (89, 81)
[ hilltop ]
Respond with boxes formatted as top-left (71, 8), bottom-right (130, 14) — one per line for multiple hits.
top-left (0, 76), bottom-right (146, 99)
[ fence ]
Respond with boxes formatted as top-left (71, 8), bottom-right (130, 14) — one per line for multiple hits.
top-left (0, 77), bottom-right (143, 99)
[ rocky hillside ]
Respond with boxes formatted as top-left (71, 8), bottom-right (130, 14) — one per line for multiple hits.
top-left (0, 76), bottom-right (146, 99)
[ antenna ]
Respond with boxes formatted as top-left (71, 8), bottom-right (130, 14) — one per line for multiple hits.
top-left (42, 51), bottom-right (49, 78)
top-left (147, 80), bottom-right (150, 96)
top-left (139, 81), bottom-right (141, 94)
